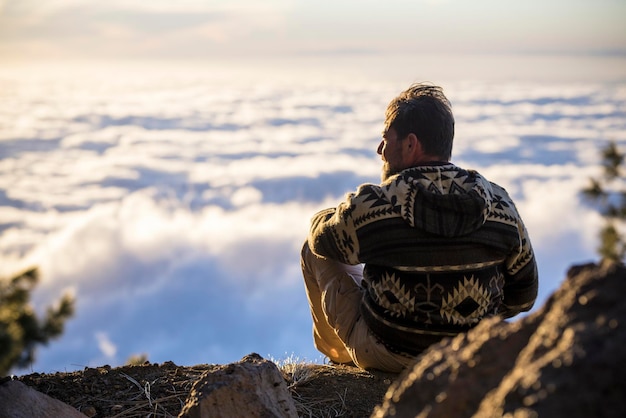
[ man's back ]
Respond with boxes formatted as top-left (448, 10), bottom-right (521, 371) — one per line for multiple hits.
top-left (308, 163), bottom-right (538, 355)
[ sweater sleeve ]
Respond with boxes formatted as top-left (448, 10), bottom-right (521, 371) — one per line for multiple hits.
top-left (307, 193), bottom-right (361, 265)
top-left (500, 217), bottom-right (539, 318)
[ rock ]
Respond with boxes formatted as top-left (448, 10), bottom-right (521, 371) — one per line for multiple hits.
top-left (81, 405), bottom-right (97, 417)
top-left (373, 261), bottom-right (626, 418)
top-left (0, 378), bottom-right (86, 418)
top-left (179, 353), bottom-right (298, 418)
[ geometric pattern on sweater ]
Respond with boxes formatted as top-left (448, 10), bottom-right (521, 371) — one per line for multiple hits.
top-left (330, 165), bottom-right (533, 276)
top-left (440, 274), bottom-right (494, 325)
top-left (396, 168), bottom-right (518, 231)
top-left (367, 266), bottom-right (504, 328)
top-left (369, 271), bottom-right (418, 319)
top-left (396, 168), bottom-right (493, 230)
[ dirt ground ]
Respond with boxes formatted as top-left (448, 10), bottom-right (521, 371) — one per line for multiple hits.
top-left (17, 360), bottom-right (398, 417)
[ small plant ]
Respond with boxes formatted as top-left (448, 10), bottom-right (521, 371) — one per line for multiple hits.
top-left (126, 353), bottom-right (150, 366)
top-left (0, 268), bottom-right (75, 375)
top-left (270, 353), bottom-right (349, 417)
top-left (582, 140), bottom-right (626, 262)
top-left (270, 353), bottom-right (318, 389)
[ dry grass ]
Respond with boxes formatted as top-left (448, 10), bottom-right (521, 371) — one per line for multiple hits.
top-left (271, 354), bottom-right (350, 417)
top-left (271, 354), bottom-right (322, 389)
top-left (291, 387), bottom-right (349, 418)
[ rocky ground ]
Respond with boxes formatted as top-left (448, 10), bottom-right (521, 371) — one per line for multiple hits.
top-left (14, 261), bottom-right (626, 418)
top-left (17, 359), bottom-right (397, 417)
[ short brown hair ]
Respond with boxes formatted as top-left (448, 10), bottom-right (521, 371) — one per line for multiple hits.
top-left (384, 83), bottom-right (454, 160)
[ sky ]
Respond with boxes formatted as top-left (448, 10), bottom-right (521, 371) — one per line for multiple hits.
top-left (1, 0), bottom-right (626, 374)
top-left (1, 0), bottom-right (625, 63)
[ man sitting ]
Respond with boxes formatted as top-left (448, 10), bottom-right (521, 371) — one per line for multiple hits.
top-left (301, 83), bottom-right (539, 372)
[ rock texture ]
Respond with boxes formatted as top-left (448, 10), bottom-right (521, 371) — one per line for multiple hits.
top-left (372, 261), bottom-right (626, 418)
top-left (178, 352), bottom-right (298, 418)
top-left (0, 378), bottom-right (87, 418)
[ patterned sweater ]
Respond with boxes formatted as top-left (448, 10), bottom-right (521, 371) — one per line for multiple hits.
top-left (308, 163), bottom-right (538, 355)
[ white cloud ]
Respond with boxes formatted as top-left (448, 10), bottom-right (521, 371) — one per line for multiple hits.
top-left (520, 178), bottom-right (600, 251)
top-left (231, 186), bottom-right (263, 207)
top-left (95, 332), bottom-right (117, 358)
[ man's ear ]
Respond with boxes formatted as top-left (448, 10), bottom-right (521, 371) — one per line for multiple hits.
top-left (405, 133), bottom-right (423, 159)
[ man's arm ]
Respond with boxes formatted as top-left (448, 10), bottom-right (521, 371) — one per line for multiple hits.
top-left (500, 258), bottom-right (539, 318)
top-left (500, 219), bottom-right (539, 318)
top-left (308, 194), bottom-right (361, 265)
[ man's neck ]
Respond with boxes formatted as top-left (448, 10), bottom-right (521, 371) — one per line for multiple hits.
top-left (415, 160), bottom-right (450, 166)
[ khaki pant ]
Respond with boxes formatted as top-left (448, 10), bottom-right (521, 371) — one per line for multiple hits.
top-left (300, 242), bottom-right (414, 373)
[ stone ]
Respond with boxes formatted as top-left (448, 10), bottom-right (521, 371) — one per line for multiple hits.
top-left (179, 353), bottom-right (298, 418)
top-left (372, 261), bottom-right (626, 418)
top-left (0, 378), bottom-right (86, 418)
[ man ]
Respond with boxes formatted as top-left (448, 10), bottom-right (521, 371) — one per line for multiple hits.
top-left (301, 83), bottom-right (538, 373)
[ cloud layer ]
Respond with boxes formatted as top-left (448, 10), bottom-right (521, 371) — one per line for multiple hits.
top-left (0, 61), bottom-right (625, 373)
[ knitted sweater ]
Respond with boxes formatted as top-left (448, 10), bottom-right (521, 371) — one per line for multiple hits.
top-left (308, 163), bottom-right (538, 355)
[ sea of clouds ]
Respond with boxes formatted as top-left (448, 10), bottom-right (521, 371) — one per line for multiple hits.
top-left (1, 56), bottom-right (625, 374)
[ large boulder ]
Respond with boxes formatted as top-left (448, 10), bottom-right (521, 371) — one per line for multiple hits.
top-left (373, 261), bottom-right (626, 418)
top-left (179, 353), bottom-right (298, 418)
top-left (0, 378), bottom-right (87, 418)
